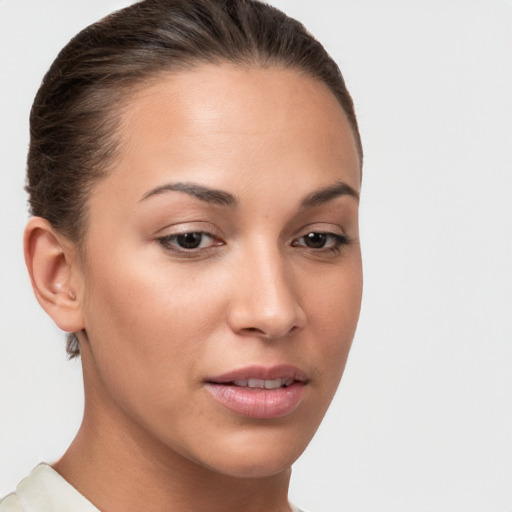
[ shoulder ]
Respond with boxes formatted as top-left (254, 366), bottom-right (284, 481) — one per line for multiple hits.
top-left (0, 493), bottom-right (23, 512)
top-left (0, 464), bottom-right (99, 512)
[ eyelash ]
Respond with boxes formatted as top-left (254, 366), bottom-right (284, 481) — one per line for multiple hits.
top-left (291, 232), bottom-right (350, 255)
top-left (157, 232), bottom-right (222, 253)
top-left (157, 230), bottom-right (350, 257)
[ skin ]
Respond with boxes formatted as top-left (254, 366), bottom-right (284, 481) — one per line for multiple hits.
top-left (25, 64), bottom-right (362, 512)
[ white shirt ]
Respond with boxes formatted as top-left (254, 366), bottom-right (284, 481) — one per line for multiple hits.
top-left (0, 464), bottom-right (307, 512)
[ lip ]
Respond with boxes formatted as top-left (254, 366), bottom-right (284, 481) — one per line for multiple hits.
top-left (206, 364), bottom-right (309, 384)
top-left (204, 364), bottom-right (308, 419)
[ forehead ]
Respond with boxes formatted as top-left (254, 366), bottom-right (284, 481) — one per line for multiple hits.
top-left (102, 64), bottom-right (360, 200)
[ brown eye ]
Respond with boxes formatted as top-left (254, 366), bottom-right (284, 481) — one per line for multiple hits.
top-left (158, 232), bottom-right (221, 252)
top-left (176, 232), bottom-right (203, 249)
top-left (292, 232), bottom-right (349, 252)
top-left (303, 232), bottom-right (328, 248)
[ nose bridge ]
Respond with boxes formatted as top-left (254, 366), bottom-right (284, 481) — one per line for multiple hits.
top-left (228, 239), bottom-right (306, 339)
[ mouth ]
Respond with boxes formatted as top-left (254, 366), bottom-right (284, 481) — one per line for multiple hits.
top-left (204, 365), bottom-right (308, 419)
top-left (229, 378), bottom-right (295, 389)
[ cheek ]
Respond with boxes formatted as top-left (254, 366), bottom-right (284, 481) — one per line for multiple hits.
top-left (80, 255), bottom-right (223, 399)
top-left (305, 255), bottom-right (362, 327)
top-left (302, 259), bottom-right (362, 382)
top-left (83, 251), bottom-right (220, 339)
top-left (79, 256), bottom-right (231, 449)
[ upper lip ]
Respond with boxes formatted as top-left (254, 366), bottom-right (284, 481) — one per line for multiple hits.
top-left (205, 364), bottom-right (309, 384)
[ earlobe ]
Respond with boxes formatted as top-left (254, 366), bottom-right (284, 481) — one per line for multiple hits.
top-left (24, 217), bottom-right (85, 333)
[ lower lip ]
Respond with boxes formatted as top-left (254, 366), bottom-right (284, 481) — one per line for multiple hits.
top-left (205, 382), bottom-right (306, 419)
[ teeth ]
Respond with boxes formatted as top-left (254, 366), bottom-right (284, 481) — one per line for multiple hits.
top-left (264, 378), bottom-right (282, 389)
top-left (248, 378), bottom-right (264, 388)
top-left (232, 378), bottom-right (292, 389)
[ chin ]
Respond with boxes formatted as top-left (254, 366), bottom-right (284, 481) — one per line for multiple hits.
top-left (192, 422), bottom-right (314, 479)
top-left (206, 452), bottom-right (294, 479)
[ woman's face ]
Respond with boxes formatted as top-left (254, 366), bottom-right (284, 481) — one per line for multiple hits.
top-left (75, 64), bottom-right (362, 478)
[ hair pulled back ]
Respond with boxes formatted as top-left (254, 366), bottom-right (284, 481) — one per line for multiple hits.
top-left (27, 0), bottom-right (362, 358)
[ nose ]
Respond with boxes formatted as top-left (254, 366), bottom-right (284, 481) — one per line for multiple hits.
top-left (227, 245), bottom-right (306, 340)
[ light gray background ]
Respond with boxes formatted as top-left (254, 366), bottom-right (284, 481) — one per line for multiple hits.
top-left (1, 1), bottom-right (511, 511)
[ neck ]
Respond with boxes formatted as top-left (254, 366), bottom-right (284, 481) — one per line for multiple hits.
top-left (54, 371), bottom-right (292, 512)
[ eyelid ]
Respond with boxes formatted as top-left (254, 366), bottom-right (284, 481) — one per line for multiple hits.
top-left (153, 221), bottom-right (226, 254)
top-left (292, 231), bottom-right (349, 247)
top-left (293, 222), bottom-right (347, 239)
top-left (160, 231), bottom-right (221, 248)
top-left (156, 231), bottom-right (225, 259)
top-left (154, 221), bottom-right (223, 238)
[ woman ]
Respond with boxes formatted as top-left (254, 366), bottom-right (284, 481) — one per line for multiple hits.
top-left (0, 1), bottom-right (362, 511)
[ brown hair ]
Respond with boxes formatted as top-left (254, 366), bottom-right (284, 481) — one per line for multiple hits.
top-left (27, 0), bottom-right (363, 358)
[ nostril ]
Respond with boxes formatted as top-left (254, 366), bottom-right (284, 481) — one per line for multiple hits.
top-left (242, 327), bottom-right (265, 335)
top-left (240, 324), bottom-right (301, 340)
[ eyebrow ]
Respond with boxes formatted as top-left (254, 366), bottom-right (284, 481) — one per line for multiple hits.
top-left (140, 179), bottom-right (358, 209)
top-left (140, 182), bottom-right (237, 207)
top-left (300, 181), bottom-right (359, 208)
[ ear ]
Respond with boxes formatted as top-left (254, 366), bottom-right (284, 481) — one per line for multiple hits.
top-left (24, 216), bottom-right (85, 333)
